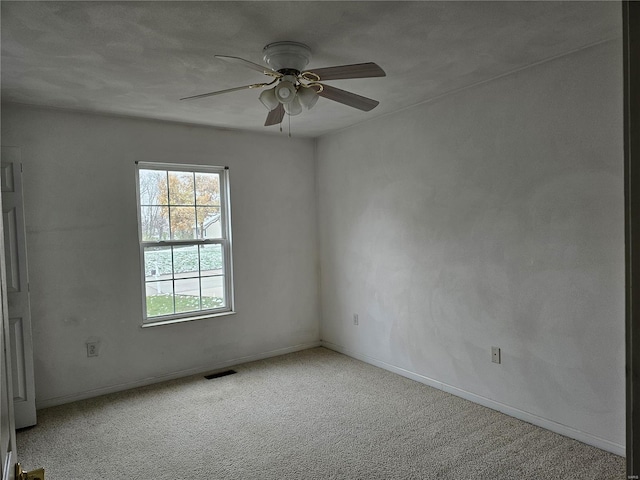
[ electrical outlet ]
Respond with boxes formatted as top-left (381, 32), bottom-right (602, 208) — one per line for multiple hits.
top-left (353, 313), bottom-right (359, 326)
top-left (491, 346), bottom-right (501, 364)
top-left (87, 342), bottom-right (99, 357)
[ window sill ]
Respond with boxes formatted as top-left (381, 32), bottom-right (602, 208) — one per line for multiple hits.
top-left (141, 310), bottom-right (236, 328)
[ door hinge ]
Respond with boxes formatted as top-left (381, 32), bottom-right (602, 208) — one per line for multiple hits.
top-left (16, 463), bottom-right (45, 480)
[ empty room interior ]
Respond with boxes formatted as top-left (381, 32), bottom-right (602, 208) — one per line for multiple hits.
top-left (0, 1), bottom-right (631, 479)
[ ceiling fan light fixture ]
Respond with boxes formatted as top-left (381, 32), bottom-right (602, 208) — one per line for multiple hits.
top-left (259, 87), bottom-right (279, 110)
top-left (297, 85), bottom-right (319, 110)
top-left (284, 96), bottom-right (302, 116)
top-left (275, 78), bottom-right (297, 104)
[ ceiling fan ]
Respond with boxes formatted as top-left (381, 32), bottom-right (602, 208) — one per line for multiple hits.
top-left (180, 41), bottom-right (386, 127)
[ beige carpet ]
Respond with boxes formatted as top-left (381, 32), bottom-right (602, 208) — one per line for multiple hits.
top-left (17, 347), bottom-right (624, 479)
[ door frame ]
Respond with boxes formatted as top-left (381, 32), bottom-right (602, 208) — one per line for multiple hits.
top-left (625, 0), bottom-right (640, 477)
top-left (1, 149), bottom-right (37, 429)
top-left (0, 165), bottom-right (17, 480)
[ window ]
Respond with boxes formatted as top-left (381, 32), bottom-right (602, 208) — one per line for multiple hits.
top-left (136, 162), bottom-right (234, 326)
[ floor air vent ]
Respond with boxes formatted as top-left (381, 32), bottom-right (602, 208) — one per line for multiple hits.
top-left (204, 369), bottom-right (237, 380)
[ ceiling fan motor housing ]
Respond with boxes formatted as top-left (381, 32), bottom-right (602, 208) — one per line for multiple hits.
top-left (263, 41), bottom-right (312, 73)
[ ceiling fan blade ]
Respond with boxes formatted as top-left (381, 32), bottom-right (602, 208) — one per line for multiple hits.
top-left (308, 62), bottom-right (386, 81)
top-left (265, 104), bottom-right (285, 126)
top-left (215, 55), bottom-right (280, 77)
top-left (317, 84), bottom-right (380, 112)
top-left (180, 83), bottom-right (266, 101)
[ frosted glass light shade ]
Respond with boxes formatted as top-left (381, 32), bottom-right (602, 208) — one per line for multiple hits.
top-left (259, 87), bottom-right (279, 110)
top-left (297, 86), bottom-right (319, 110)
top-left (284, 96), bottom-right (302, 116)
top-left (275, 81), bottom-right (296, 104)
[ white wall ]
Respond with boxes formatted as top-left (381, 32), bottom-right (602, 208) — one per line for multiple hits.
top-left (316, 41), bottom-right (625, 452)
top-left (0, 105), bottom-right (320, 406)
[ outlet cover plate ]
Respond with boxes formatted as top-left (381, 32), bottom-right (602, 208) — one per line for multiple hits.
top-left (87, 342), bottom-right (99, 357)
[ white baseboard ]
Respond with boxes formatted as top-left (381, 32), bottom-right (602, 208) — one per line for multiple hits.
top-left (36, 341), bottom-right (322, 409)
top-left (321, 340), bottom-right (625, 457)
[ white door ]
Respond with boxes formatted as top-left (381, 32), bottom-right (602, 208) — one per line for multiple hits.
top-left (0, 165), bottom-right (17, 480)
top-left (1, 147), bottom-right (36, 429)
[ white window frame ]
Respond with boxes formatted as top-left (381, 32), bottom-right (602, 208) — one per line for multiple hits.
top-left (136, 161), bottom-right (235, 327)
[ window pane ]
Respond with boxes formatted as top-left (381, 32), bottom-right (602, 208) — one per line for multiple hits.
top-left (145, 280), bottom-right (174, 317)
top-left (195, 172), bottom-right (220, 206)
top-left (200, 244), bottom-right (223, 275)
top-left (196, 207), bottom-right (221, 239)
top-left (170, 206), bottom-right (196, 240)
top-left (144, 246), bottom-right (172, 280)
top-left (201, 275), bottom-right (225, 309)
top-left (173, 245), bottom-right (199, 279)
top-left (140, 206), bottom-right (170, 241)
top-left (168, 171), bottom-right (195, 206)
top-left (174, 278), bottom-right (201, 313)
top-left (139, 170), bottom-right (167, 206)
top-left (138, 164), bottom-right (233, 323)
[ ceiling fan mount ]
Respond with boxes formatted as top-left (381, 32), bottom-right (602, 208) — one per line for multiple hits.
top-left (180, 41), bottom-right (386, 127)
top-left (262, 41), bottom-right (311, 74)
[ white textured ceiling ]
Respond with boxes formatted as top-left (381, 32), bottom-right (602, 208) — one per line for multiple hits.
top-left (1, 1), bottom-right (622, 137)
